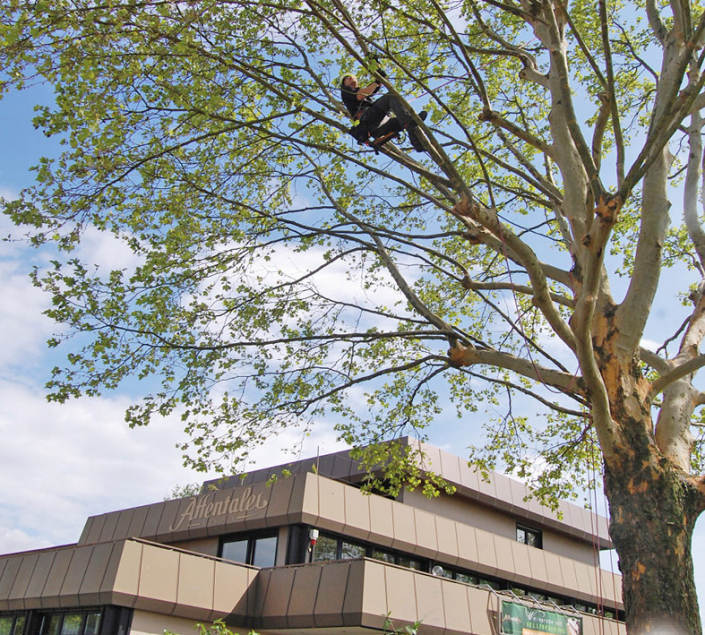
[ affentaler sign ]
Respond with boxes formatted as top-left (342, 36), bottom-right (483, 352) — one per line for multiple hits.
top-left (500, 600), bottom-right (582, 635)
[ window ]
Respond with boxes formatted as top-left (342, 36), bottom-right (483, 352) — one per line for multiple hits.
top-left (312, 532), bottom-right (423, 571)
top-left (432, 563), bottom-right (500, 589)
top-left (312, 533), bottom-right (364, 562)
top-left (0, 615), bottom-right (25, 635)
top-left (220, 531), bottom-right (278, 568)
top-left (0, 608), bottom-right (130, 635)
top-left (517, 523), bottom-right (542, 549)
top-left (38, 612), bottom-right (101, 635)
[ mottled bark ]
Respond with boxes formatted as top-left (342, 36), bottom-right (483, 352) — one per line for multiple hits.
top-left (604, 439), bottom-right (702, 635)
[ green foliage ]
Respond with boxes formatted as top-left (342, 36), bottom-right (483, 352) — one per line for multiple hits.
top-left (165, 618), bottom-right (259, 635)
top-left (164, 483), bottom-right (202, 501)
top-left (1, 0), bottom-right (704, 515)
top-left (383, 615), bottom-right (422, 635)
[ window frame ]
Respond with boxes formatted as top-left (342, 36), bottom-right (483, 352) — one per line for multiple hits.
top-left (219, 529), bottom-right (279, 568)
top-left (0, 613), bottom-right (26, 635)
top-left (516, 523), bottom-right (543, 549)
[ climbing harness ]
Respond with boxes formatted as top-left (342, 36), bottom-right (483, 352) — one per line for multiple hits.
top-left (348, 124), bottom-right (403, 154)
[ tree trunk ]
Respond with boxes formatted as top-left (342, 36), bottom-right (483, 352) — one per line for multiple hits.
top-left (604, 436), bottom-right (703, 634)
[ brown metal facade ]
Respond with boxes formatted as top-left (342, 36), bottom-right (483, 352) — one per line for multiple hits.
top-left (0, 443), bottom-right (624, 635)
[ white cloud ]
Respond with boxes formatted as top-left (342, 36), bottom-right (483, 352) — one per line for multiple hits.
top-left (0, 260), bottom-right (55, 370)
top-left (75, 225), bottom-right (144, 272)
top-left (0, 376), bottom-right (346, 552)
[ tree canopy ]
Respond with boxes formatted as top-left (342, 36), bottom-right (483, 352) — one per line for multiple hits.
top-left (3, 0), bottom-right (705, 631)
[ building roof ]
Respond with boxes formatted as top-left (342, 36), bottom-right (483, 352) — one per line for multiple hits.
top-left (204, 437), bottom-right (612, 549)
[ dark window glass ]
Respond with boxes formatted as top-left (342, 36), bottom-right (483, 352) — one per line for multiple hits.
top-left (13, 617), bottom-right (25, 635)
top-left (340, 541), bottom-right (365, 559)
top-left (221, 538), bottom-right (248, 564)
top-left (61, 615), bottom-right (82, 635)
top-left (221, 532), bottom-right (278, 567)
top-left (41, 615), bottom-right (61, 635)
top-left (455, 572), bottom-right (478, 585)
top-left (479, 578), bottom-right (500, 590)
top-left (397, 555), bottom-right (423, 570)
top-left (517, 524), bottom-right (542, 549)
top-left (313, 534), bottom-right (338, 561)
top-left (252, 535), bottom-right (277, 568)
top-left (0, 617), bottom-right (14, 635)
top-left (372, 549), bottom-right (395, 564)
top-left (83, 614), bottom-right (100, 635)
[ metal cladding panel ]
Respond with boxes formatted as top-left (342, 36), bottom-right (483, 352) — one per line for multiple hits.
top-left (384, 565), bottom-right (417, 623)
top-left (256, 565), bottom-right (295, 629)
top-left (77, 542), bottom-right (115, 606)
top-left (286, 565), bottom-right (323, 628)
top-left (7, 552), bottom-right (39, 610)
top-left (39, 548), bottom-right (73, 608)
top-left (527, 544), bottom-right (549, 586)
top-left (98, 512), bottom-right (120, 544)
top-left (559, 556), bottom-right (579, 594)
top-left (441, 577), bottom-right (472, 633)
top-left (414, 572), bottom-right (446, 630)
top-left (202, 489), bottom-right (235, 536)
top-left (59, 546), bottom-right (94, 607)
top-left (341, 485), bottom-right (371, 541)
top-left (99, 540), bottom-right (127, 605)
top-left (509, 540), bottom-right (533, 587)
top-left (542, 550), bottom-right (567, 596)
top-left (494, 533), bottom-right (515, 579)
top-left (439, 449), bottom-right (462, 485)
top-left (141, 504), bottom-right (165, 539)
top-left (154, 500), bottom-right (181, 541)
top-left (126, 506), bottom-right (150, 540)
top-left (412, 508), bottom-right (439, 559)
top-left (212, 558), bottom-right (256, 620)
top-left (455, 521), bottom-right (479, 568)
top-left (0, 556), bottom-right (22, 610)
top-left (264, 476), bottom-right (296, 528)
top-left (298, 472), bottom-right (320, 525)
top-left (573, 559), bottom-right (597, 599)
top-left (317, 478), bottom-right (346, 534)
top-left (434, 515), bottom-right (460, 566)
top-left (83, 515), bottom-right (106, 546)
top-left (110, 541), bottom-right (142, 608)
top-left (78, 518), bottom-right (94, 546)
top-left (417, 442), bottom-right (442, 475)
top-left (466, 583), bottom-right (497, 633)
top-left (390, 500), bottom-right (417, 553)
top-left (341, 559), bottom-right (365, 626)
top-left (111, 509), bottom-right (135, 542)
top-left (600, 567), bottom-right (623, 607)
top-left (134, 542), bottom-right (180, 613)
top-left (24, 551), bottom-right (56, 608)
top-left (474, 529), bottom-right (499, 578)
top-left (174, 552), bottom-right (215, 622)
top-left (313, 561), bottom-right (350, 627)
top-left (359, 560), bottom-right (388, 631)
top-left (368, 495), bottom-right (394, 547)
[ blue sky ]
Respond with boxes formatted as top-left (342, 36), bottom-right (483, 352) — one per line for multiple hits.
top-left (0, 78), bottom-right (704, 624)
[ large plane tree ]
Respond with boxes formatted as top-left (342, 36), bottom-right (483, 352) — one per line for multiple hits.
top-left (2, 0), bottom-right (705, 631)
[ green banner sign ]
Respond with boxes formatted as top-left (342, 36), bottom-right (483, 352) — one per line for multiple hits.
top-left (500, 600), bottom-right (582, 635)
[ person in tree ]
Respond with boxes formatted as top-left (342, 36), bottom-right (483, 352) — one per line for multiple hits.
top-left (340, 73), bottom-right (427, 151)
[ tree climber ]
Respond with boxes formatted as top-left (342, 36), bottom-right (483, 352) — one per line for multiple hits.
top-left (340, 73), bottom-right (427, 152)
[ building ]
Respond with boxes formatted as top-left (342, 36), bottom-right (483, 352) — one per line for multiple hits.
top-left (0, 438), bottom-right (624, 635)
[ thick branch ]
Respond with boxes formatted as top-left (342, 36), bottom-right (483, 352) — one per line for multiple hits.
top-left (447, 343), bottom-right (584, 396)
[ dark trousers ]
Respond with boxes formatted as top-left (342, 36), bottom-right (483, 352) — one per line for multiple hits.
top-left (360, 94), bottom-right (413, 137)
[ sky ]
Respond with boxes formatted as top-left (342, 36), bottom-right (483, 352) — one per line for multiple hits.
top-left (0, 77), bottom-right (704, 624)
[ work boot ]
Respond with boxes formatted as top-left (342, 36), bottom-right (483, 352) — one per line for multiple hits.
top-left (406, 111), bottom-right (428, 130)
top-left (349, 125), bottom-right (370, 145)
top-left (407, 127), bottom-right (425, 152)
